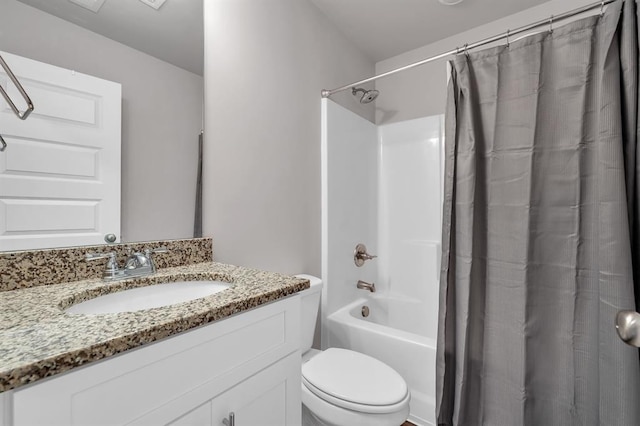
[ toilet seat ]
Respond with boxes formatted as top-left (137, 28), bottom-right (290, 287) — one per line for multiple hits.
top-left (303, 376), bottom-right (411, 414)
top-left (301, 382), bottom-right (410, 426)
top-left (301, 348), bottom-right (409, 414)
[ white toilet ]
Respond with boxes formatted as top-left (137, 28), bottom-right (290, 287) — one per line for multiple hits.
top-left (296, 274), bottom-right (410, 426)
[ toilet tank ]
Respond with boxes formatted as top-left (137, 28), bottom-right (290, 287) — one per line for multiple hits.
top-left (294, 274), bottom-right (323, 354)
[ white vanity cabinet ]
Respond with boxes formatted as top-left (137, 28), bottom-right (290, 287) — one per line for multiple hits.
top-left (3, 295), bottom-right (301, 426)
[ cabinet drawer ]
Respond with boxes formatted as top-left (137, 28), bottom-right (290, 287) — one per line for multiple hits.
top-left (13, 295), bottom-right (300, 426)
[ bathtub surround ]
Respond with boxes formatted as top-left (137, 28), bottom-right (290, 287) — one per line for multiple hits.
top-left (377, 116), bottom-right (443, 316)
top-left (437, 3), bottom-right (640, 424)
top-left (321, 99), bottom-right (378, 320)
top-left (0, 238), bottom-right (213, 291)
top-left (322, 99), bottom-right (443, 425)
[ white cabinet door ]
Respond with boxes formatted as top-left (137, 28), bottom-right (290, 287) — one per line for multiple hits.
top-left (167, 402), bottom-right (212, 426)
top-left (0, 50), bottom-right (121, 251)
top-left (0, 391), bottom-right (10, 426)
top-left (139, 352), bottom-right (301, 426)
top-left (211, 352), bottom-right (301, 426)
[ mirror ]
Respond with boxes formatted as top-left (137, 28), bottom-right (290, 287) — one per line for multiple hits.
top-left (0, 0), bottom-right (204, 251)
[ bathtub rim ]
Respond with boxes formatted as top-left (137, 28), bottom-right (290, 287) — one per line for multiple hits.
top-left (325, 297), bottom-right (436, 350)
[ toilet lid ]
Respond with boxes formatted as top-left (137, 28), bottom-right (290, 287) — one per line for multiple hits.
top-left (301, 348), bottom-right (408, 409)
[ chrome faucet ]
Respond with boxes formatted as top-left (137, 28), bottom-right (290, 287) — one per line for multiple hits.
top-left (356, 280), bottom-right (376, 293)
top-left (86, 247), bottom-right (168, 281)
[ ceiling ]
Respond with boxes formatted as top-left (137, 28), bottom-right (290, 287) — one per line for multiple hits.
top-left (15, 0), bottom-right (551, 75)
top-left (16, 0), bottom-right (204, 75)
top-left (309, 0), bottom-right (551, 62)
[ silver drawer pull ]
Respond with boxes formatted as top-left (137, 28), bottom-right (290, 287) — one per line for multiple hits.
top-left (222, 412), bottom-right (235, 426)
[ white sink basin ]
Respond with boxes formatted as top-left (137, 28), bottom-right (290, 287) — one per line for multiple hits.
top-left (65, 280), bottom-right (231, 314)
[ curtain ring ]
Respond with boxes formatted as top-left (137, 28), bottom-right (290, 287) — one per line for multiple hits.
top-left (549, 15), bottom-right (553, 33)
top-left (464, 43), bottom-right (469, 57)
top-left (600, 0), bottom-right (605, 16)
top-left (506, 29), bottom-right (510, 47)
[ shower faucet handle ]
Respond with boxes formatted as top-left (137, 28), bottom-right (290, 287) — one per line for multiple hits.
top-left (354, 243), bottom-right (377, 267)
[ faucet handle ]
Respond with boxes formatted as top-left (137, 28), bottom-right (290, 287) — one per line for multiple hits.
top-left (85, 252), bottom-right (119, 276)
top-left (143, 247), bottom-right (168, 272)
top-left (144, 246), bottom-right (168, 258)
top-left (85, 251), bottom-right (116, 263)
top-left (354, 243), bottom-right (377, 267)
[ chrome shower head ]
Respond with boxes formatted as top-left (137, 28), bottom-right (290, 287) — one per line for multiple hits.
top-left (352, 87), bottom-right (379, 104)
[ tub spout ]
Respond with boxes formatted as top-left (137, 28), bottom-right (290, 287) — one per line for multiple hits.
top-left (356, 280), bottom-right (376, 292)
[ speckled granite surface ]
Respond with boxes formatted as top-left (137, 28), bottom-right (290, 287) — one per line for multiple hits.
top-left (0, 262), bottom-right (309, 392)
top-left (0, 238), bottom-right (213, 292)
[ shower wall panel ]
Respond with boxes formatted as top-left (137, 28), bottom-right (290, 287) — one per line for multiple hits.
top-left (321, 99), bottom-right (378, 336)
top-left (378, 115), bottom-right (443, 341)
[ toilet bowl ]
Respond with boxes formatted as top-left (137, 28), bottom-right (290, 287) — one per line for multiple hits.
top-left (295, 274), bottom-right (410, 426)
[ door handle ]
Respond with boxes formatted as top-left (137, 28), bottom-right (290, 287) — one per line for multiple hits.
top-left (616, 310), bottom-right (640, 347)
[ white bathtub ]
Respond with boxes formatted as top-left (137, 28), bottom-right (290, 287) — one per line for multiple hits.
top-left (325, 297), bottom-right (436, 426)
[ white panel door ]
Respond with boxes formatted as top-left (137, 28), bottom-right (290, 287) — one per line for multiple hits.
top-left (0, 50), bottom-right (121, 251)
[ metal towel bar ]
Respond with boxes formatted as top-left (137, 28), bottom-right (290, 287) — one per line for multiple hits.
top-left (0, 54), bottom-right (34, 121)
top-left (0, 53), bottom-right (34, 152)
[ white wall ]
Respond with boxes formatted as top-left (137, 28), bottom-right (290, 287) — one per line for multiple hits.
top-left (203, 0), bottom-right (375, 275)
top-left (0, 0), bottom-right (204, 243)
top-left (375, 0), bottom-right (597, 124)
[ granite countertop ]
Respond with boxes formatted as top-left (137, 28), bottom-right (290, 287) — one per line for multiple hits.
top-left (0, 262), bottom-right (309, 392)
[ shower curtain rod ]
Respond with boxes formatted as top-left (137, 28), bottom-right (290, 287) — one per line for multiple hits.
top-left (321, 0), bottom-right (616, 98)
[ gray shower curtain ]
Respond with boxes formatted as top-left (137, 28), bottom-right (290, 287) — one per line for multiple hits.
top-left (436, 1), bottom-right (640, 425)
